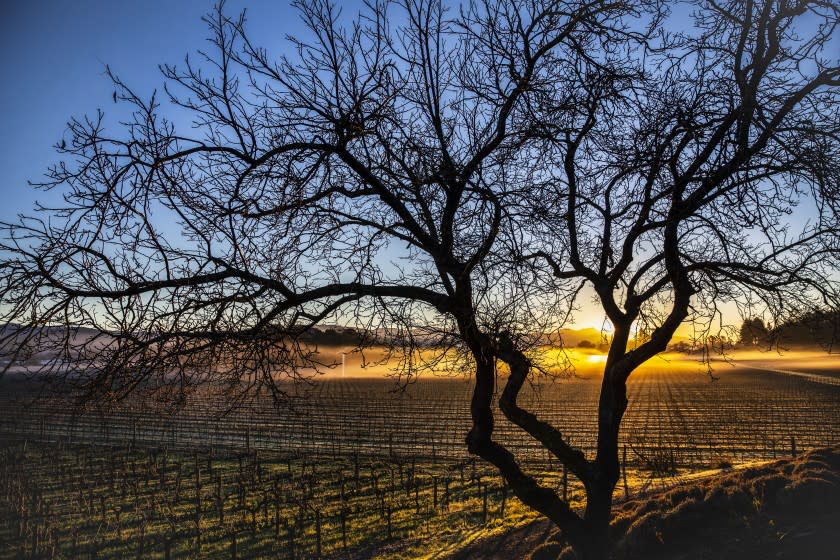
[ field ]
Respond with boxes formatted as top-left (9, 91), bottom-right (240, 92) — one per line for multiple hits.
top-left (1, 352), bottom-right (839, 558)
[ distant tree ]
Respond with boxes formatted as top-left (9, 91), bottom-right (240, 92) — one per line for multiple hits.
top-left (770, 309), bottom-right (840, 351)
top-left (577, 339), bottom-right (596, 349)
top-left (739, 318), bottom-right (769, 346)
top-left (705, 334), bottom-right (735, 354)
top-left (668, 340), bottom-right (694, 354)
top-left (1, 2), bottom-right (839, 559)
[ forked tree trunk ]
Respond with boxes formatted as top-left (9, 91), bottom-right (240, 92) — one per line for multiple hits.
top-left (569, 360), bottom-right (628, 560)
top-left (459, 315), bottom-right (650, 560)
top-left (534, 354), bottom-right (630, 560)
top-left (571, 528), bottom-right (610, 560)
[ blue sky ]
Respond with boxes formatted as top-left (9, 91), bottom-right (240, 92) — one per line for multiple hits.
top-left (0, 1), bottom-right (833, 334)
top-left (0, 0), bottom-right (367, 221)
top-left (0, 0), bottom-right (688, 226)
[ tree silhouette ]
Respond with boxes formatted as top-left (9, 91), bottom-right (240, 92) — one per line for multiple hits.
top-left (508, 1), bottom-right (840, 555)
top-left (769, 309), bottom-right (840, 351)
top-left (1, 1), bottom-right (839, 559)
top-left (739, 318), bottom-right (769, 346)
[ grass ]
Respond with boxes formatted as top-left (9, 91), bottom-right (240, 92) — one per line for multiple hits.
top-left (521, 445), bottom-right (840, 560)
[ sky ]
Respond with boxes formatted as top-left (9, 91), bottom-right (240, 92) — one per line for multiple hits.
top-left (0, 0), bottom-right (684, 231)
top-left (0, 0), bottom-right (368, 220)
top-left (0, 2), bottom-right (832, 336)
top-left (0, 0), bottom-right (616, 329)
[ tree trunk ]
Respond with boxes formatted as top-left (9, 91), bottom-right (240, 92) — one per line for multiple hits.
top-left (567, 345), bottom-right (628, 560)
top-left (570, 481), bottom-right (615, 560)
top-left (573, 527), bottom-right (610, 560)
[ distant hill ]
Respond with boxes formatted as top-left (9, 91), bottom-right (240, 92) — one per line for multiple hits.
top-left (544, 328), bottom-right (610, 348)
top-left (298, 325), bottom-right (369, 347)
top-left (1, 323), bottom-right (695, 354)
top-left (0, 324), bottom-right (100, 337)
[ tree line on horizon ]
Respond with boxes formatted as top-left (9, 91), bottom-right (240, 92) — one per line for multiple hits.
top-left (739, 310), bottom-right (840, 351)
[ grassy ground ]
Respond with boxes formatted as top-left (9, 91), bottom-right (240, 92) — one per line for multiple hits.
top-left (606, 445), bottom-right (840, 560)
top-left (2, 443), bottom-right (837, 559)
top-left (459, 445), bottom-right (840, 560)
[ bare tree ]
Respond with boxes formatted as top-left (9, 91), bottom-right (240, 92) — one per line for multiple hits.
top-left (504, 0), bottom-right (840, 557)
top-left (739, 318), bottom-right (769, 346)
top-left (1, 1), bottom-right (838, 559)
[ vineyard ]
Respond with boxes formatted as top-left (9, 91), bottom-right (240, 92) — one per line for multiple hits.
top-left (1, 357), bottom-right (839, 558)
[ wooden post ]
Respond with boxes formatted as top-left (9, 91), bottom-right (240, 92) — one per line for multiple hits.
top-left (137, 522), bottom-right (145, 560)
top-left (175, 463), bottom-right (182, 503)
top-left (386, 503), bottom-right (392, 539)
top-left (500, 484), bottom-right (507, 518)
top-left (194, 456), bottom-right (202, 556)
top-left (315, 510), bottom-right (322, 558)
top-left (353, 452), bottom-right (360, 486)
top-left (444, 477), bottom-right (450, 511)
top-left (274, 494), bottom-right (280, 537)
top-left (287, 520), bottom-right (296, 560)
top-left (262, 490), bottom-right (268, 523)
top-left (790, 436), bottom-right (797, 457)
top-left (622, 445), bottom-right (629, 500)
top-left (562, 463), bottom-right (568, 503)
top-left (481, 483), bottom-right (488, 525)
